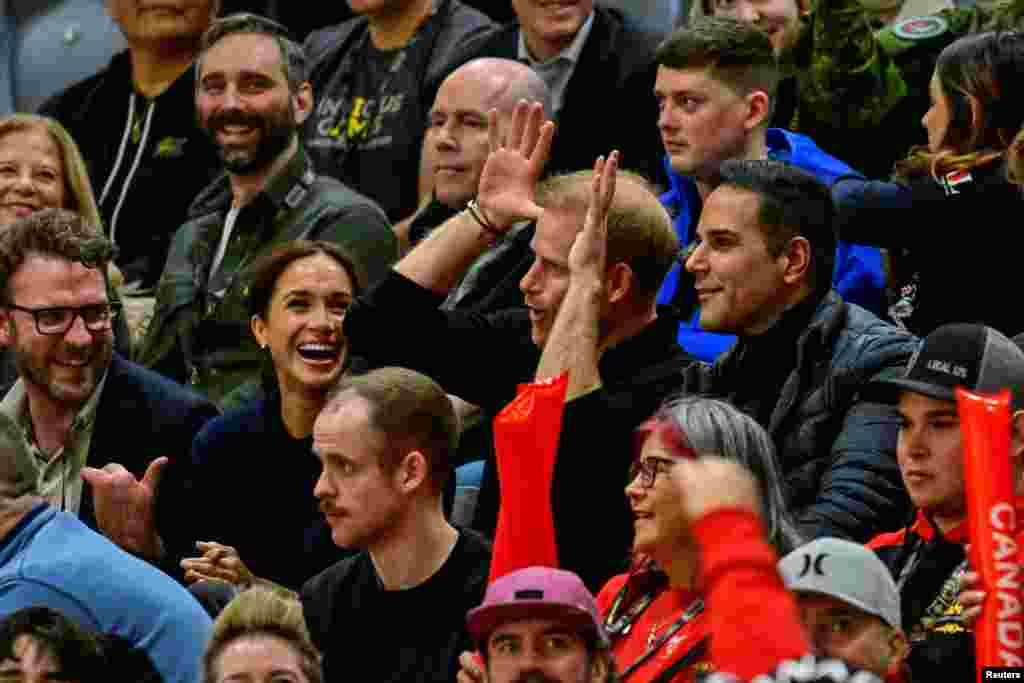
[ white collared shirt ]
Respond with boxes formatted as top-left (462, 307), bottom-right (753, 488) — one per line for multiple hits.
top-left (517, 11), bottom-right (596, 118)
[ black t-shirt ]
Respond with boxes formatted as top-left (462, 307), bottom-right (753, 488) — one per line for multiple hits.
top-left (304, 29), bottom-right (437, 221)
top-left (301, 528), bottom-right (492, 683)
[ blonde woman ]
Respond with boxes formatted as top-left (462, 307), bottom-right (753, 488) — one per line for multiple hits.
top-left (203, 587), bottom-right (322, 683)
top-left (0, 115), bottom-right (136, 382)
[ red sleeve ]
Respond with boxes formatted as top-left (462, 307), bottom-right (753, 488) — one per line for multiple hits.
top-left (692, 508), bottom-right (810, 681)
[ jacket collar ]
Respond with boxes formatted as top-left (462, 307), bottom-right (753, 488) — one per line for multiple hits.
top-left (188, 143), bottom-right (314, 218)
top-left (910, 508), bottom-right (968, 545)
top-left (598, 306), bottom-right (689, 381)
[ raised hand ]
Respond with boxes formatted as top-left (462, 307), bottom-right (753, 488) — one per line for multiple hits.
top-left (667, 456), bottom-right (763, 524)
top-left (476, 100), bottom-right (555, 231)
top-left (81, 457), bottom-right (167, 560)
top-left (181, 541), bottom-right (258, 588)
top-left (568, 151), bottom-right (619, 280)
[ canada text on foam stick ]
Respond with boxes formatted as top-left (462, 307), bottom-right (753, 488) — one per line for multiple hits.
top-left (991, 503), bottom-right (1024, 667)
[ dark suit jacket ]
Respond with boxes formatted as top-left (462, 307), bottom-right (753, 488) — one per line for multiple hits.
top-left (454, 4), bottom-right (666, 185)
top-left (78, 353), bottom-right (219, 575)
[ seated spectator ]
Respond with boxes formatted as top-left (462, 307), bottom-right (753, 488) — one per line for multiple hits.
top-left (451, 0), bottom-right (666, 184)
top-left (301, 367), bottom-right (491, 683)
top-left (779, 538), bottom-right (910, 682)
top-left (652, 18), bottom-right (885, 362)
top-left (303, 0), bottom-right (496, 222)
top-left (465, 567), bottom-right (616, 683)
top-left (135, 13), bottom-right (397, 407)
top-left (407, 57), bottom-right (547, 241)
top-left (866, 322), bottom-right (1024, 682)
top-left (680, 159), bottom-right (917, 542)
top-left (0, 114), bottom-right (132, 394)
top-left (601, 397), bottom-right (805, 681)
top-left (0, 606), bottom-right (161, 682)
top-left (0, 606), bottom-right (105, 683)
top-left (203, 587), bottom-right (321, 683)
top-left (834, 31), bottom-right (1024, 339)
top-left (39, 0), bottom-right (224, 288)
top-left (0, 412), bottom-right (212, 683)
top-left (414, 57), bottom-right (549, 314)
top-left (462, 461), bottom-right (891, 683)
top-left (0, 209), bottom-right (218, 577)
top-left (701, 0), bottom-right (909, 179)
top-left (179, 241), bottom-right (363, 593)
top-left (342, 102), bottom-right (691, 590)
top-left (1, 0), bottom-right (127, 114)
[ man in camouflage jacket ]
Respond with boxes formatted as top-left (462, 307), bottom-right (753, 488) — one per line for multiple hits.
top-left (135, 13), bottom-right (396, 405)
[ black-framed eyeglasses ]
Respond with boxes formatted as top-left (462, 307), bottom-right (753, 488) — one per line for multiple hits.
top-left (4, 303), bottom-right (121, 335)
top-left (628, 456), bottom-right (680, 489)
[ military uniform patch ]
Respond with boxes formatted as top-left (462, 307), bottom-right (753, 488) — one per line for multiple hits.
top-left (892, 15), bottom-right (949, 40)
top-left (941, 168), bottom-right (974, 195)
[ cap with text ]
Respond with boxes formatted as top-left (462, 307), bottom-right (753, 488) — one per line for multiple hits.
top-left (872, 323), bottom-right (1024, 411)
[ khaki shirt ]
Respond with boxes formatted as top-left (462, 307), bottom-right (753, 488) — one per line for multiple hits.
top-left (0, 371), bottom-right (108, 513)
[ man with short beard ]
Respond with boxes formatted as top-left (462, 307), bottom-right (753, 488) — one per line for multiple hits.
top-left (0, 209), bottom-right (218, 576)
top-left (137, 13), bottom-right (397, 407)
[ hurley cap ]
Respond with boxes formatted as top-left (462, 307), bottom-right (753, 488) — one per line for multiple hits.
top-left (779, 537), bottom-right (901, 630)
top-left (466, 567), bottom-right (608, 647)
top-left (872, 323), bottom-right (1024, 411)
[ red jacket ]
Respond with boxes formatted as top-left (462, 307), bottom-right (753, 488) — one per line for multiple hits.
top-left (596, 509), bottom-right (809, 682)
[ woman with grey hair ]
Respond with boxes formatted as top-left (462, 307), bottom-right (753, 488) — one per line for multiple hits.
top-left (596, 395), bottom-right (803, 683)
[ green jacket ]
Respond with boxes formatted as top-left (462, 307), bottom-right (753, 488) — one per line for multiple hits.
top-left (781, 0), bottom-right (909, 177)
top-left (135, 145), bottom-right (397, 404)
top-left (788, 0), bottom-right (1024, 178)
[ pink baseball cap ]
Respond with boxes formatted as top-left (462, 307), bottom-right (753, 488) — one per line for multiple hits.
top-left (466, 567), bottom-right (608, 646)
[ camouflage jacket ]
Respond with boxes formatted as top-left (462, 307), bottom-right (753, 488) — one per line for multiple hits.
top-left (135, 145), bottom-right (396, 404)
top-left (788, 0), bottom-right (1024, 177)
top-left (781, 0), bottom-right (910, 177)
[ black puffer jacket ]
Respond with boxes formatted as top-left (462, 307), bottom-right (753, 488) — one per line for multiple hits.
top-left (682, 290), bottom-right (919, 542)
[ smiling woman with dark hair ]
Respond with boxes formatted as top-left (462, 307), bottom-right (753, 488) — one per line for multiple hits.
top-left (179, 240), bottom-right (363, 595)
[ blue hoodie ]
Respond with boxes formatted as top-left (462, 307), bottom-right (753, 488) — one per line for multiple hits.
top-left (656, 128), bottom-right (886, 362)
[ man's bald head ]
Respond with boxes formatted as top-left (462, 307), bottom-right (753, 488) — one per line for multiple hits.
top-left (457, 58), bottom-right (552, 120)
top-left (427, 59), bottom-right (551, 208)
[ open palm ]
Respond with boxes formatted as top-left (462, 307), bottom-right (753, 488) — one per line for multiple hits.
top-left (477, 101), bottom-right (555, 229)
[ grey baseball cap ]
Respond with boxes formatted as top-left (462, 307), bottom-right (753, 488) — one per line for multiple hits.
top-left (872, 323), bottom-right (1024, 411)
top-left (778, 537), bottom-right (901, 630)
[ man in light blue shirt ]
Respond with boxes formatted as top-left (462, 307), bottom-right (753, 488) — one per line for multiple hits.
top-left (0, 412), bottom-right (211, 683)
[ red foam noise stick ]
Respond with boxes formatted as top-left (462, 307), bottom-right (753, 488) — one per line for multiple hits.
top-left (488, 372), bottom-right (569, 584)
top-left (957, 387), bottom-right (1024, 682)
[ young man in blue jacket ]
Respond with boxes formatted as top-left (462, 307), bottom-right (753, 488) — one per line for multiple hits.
top-left (653, 18), bottom-right (886, 362)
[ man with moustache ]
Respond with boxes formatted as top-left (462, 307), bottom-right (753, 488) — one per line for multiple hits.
top-left (302, 367), bottom-right (491, 683)
top-left (0, 209), bottom-right (218, 574)
top-left (136, 13), bottom-right (397, 406)
top-left (39, 0), bottom-right (224, 288)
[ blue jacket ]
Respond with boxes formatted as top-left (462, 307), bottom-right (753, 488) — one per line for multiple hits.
top-left (656, 128), bottom-right (886, 362)
top-left (0, 504), bottom-right (212, 683)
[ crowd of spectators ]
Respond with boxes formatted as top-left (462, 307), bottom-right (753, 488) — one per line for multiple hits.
top-left (1, 1), bottom-right (1024, 682)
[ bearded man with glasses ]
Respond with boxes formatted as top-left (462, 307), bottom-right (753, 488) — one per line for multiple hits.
top-left (0, 208), bottom-right (218, 576)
